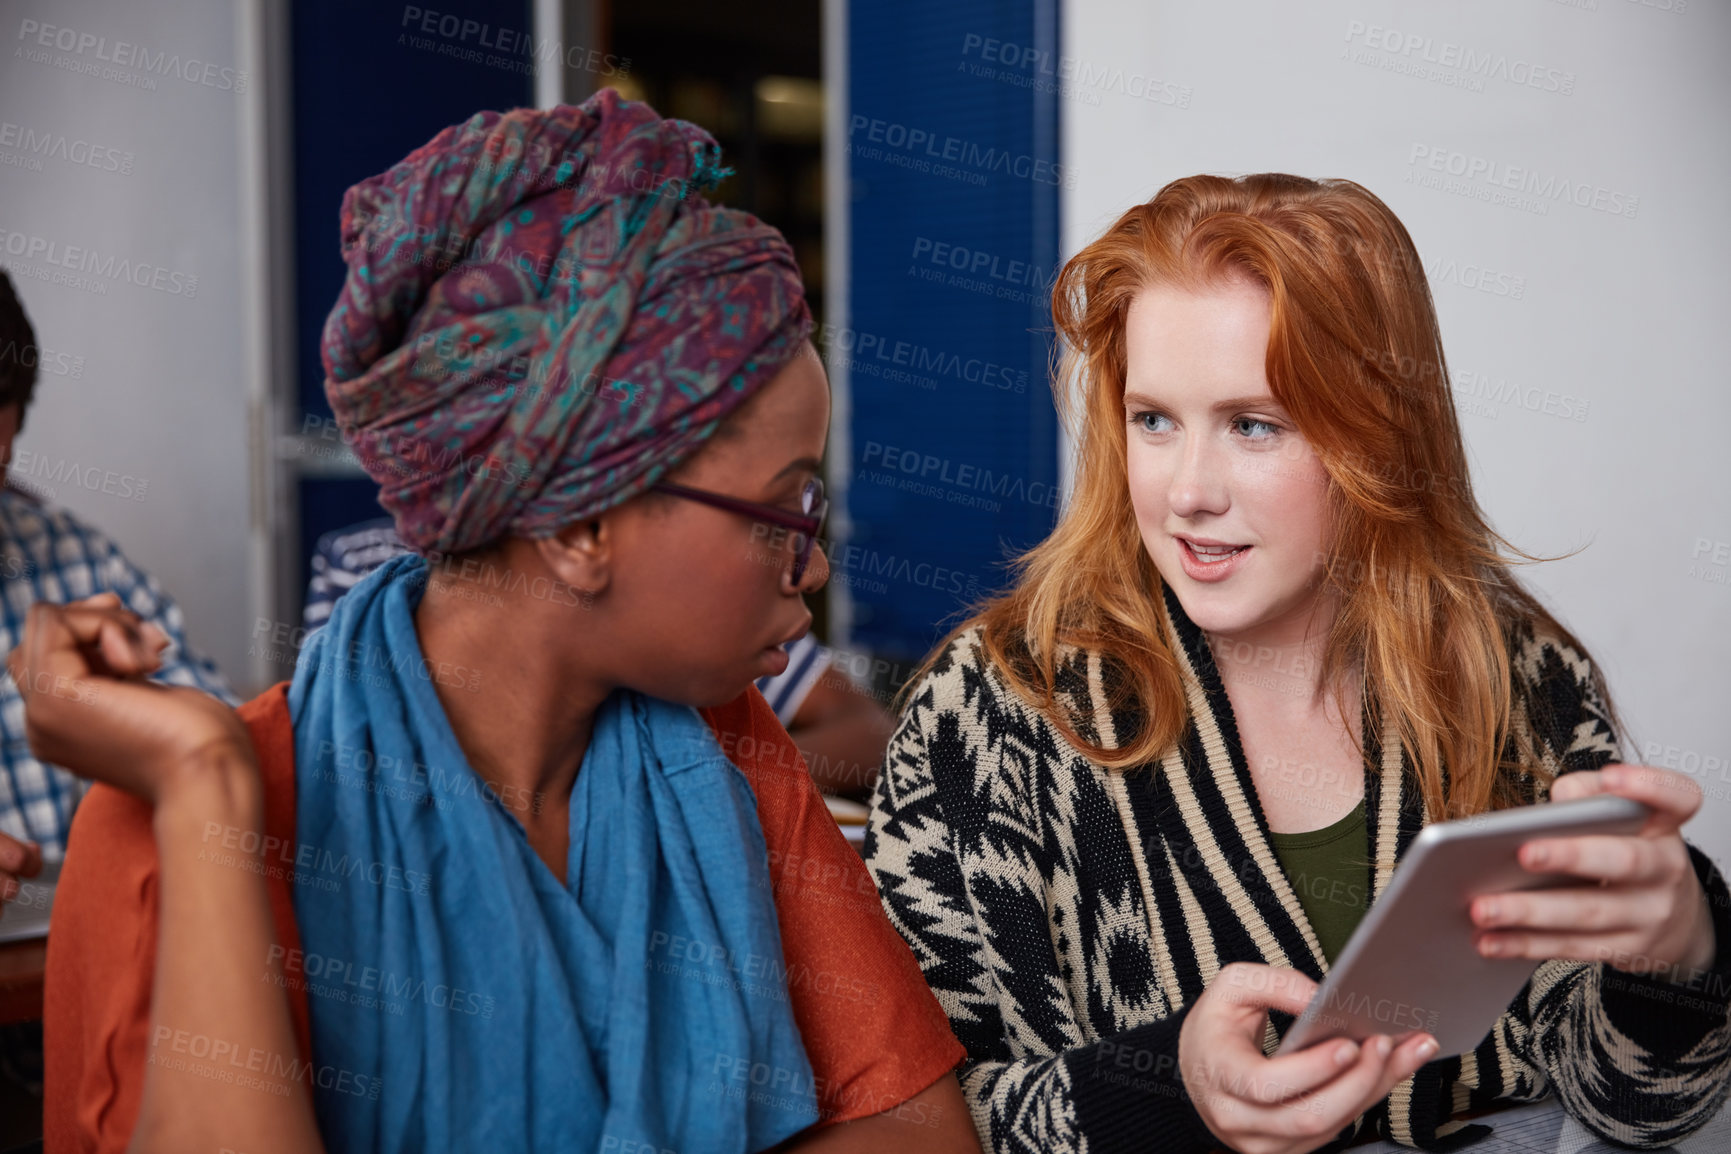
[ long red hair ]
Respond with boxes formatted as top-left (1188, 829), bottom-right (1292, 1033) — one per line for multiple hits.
top-left (936, 173), bottom-right (1615, 819)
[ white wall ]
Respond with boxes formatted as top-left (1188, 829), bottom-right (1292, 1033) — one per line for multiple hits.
top-left (0, 0), bottom-right (255, 684)
top-left (1062, 0), bottom-right (1731, 864)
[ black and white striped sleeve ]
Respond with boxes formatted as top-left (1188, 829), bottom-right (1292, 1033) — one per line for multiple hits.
top-left (864, 678), bottom-right (1219, 1154)
top-left (1463, 639), bottom-right (1731, 1148)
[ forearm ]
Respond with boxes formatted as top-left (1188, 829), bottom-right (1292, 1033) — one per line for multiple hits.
top-left (792, 710), bottom-right (892, 800)
top-left (1503, 852), bottom-right (1731, 1150)
top-left (943, 1018), bottom-right (1215, 1154)
top-left (132, 749), bottom-right (323, 1153)
top-left (777, 1072), bottom-right (982, 1153)
top-left (788, 671), bottom-right (895, 800)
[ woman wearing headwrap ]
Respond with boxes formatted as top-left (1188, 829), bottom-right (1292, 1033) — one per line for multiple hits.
top-left (26, 91), bottom-right (978, 1153)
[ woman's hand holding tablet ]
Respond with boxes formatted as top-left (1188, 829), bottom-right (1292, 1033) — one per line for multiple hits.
top-left (1471, 763), bottom-right (1718, 980)
top-left (1177, 963), bottom-right (1439, 1154)
top-left (1275, 793), bottom-right (1666, 1062)
top-left (1267, 771), bottom-right (1724, 1079)
top-left (1171, 787), bottom-right (1717, 1154)
top-left (1194, 767), bottom-right (1720, 1154)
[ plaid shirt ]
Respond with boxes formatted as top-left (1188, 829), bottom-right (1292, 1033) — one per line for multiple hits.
top-left (0, 486), bottom-right (235, 858)
top-left (301, 516), bottom-right (405, 631)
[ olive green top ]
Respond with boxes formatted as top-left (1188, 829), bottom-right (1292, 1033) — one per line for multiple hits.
top-left (1267, 799), bottom-right (1371, 966)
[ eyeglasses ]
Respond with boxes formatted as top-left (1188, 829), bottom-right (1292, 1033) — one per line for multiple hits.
top-left (651, 476), bottom-right (829, 584)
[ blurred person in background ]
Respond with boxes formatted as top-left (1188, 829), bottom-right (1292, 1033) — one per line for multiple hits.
top-left (33, 94), bottom-right (977, 1153)
top-left (305, 515), bottom-right (894, 801)
top-left (0, 269), bottom-right (234, 1104)
top-left (0, 271), bottom-right (234, 872)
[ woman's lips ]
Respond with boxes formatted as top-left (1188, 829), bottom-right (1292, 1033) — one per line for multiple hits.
top-left (759, 644), bottom-right (791, 677)
top-left (1176, 537), bottom-right (1251, 583)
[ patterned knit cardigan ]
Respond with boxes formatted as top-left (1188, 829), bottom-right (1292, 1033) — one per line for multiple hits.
top-left (864, 585), bottom-right (1731, 1152)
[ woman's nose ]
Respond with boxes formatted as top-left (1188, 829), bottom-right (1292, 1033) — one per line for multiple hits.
top-left (789, 541), bottom-right (830, 596)
top-left (1167, 442), bottom-right (1229, 519)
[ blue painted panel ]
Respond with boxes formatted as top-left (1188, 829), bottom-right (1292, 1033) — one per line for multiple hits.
top-left (845, 0), bottom-right (1061, 659)
top-left (290, 0), bottom-right (532, 591)
top-left (291, 0), bottom-right (534, 420)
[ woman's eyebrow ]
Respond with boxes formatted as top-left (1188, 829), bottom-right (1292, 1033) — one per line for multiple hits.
top-left (1122, 391), bottom-right (1283, 413)
top-left (771, 455), bottom-right (823, 482)
top-left (1209, 394), bottom-right (1283, 413)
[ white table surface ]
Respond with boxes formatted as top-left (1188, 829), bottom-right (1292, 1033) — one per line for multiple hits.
top-left (1348, 1094), bottom-right (1731, 1153)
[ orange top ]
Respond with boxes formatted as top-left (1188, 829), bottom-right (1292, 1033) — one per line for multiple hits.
top-left (44, 683), bottom-right (963, 1151)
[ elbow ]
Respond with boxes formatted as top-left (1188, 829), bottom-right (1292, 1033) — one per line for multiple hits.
top-left (1565, 1093), bottom-right (1731, 1151)
top-left (775, 1072), bottom-right (984, 1154)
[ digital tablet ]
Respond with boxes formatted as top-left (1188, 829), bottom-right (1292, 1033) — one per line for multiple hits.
top-left (1275, 794), bottom-right (1650, 1059)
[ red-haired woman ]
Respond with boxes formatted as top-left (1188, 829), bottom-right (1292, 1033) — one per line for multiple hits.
top-left (865, 173), bottom-right (1731, 1154)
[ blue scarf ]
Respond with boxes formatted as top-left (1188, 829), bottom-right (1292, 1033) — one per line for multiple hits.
top-left (287, 554), bottom-right (819, 1152)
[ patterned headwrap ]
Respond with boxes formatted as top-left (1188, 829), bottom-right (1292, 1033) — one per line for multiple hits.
top-left (320, 89), bottom-right (812, 555)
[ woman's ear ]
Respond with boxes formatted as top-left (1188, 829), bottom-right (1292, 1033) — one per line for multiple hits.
top-left (533, 517), bottom-right (612, 600)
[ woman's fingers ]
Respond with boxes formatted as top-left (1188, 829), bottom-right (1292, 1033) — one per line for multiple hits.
top-left (1193, 1035), bottom-right (1361, 1109)
top-left (1549, 765), bottom-right (1699, 833)
top-left (17, 600), bottom-right (109, 675)
top-left (1517, 832), bottom-right (1677, 882)
top-left (1473, 886), bottom-right (1651, 935)
top-left (1182, 968), bottom-right (1444, 1154)
top-left (70, 599), bottom-right (166, 677)
top-left (1302, 1034), bottom-right (1396, 1115)
top-left (1547, 768), bottom-right (1604, 804)
top-left (1281, 1033), bottom-right (1438, 1139)
top-left (8, 600), bottom-right (161, 712)
top-left (1196, 965), bottom-right (1363, 1105)
top-left (1473, 929), bottom-right (1648, 964)
top-left (92, 612), bottom-right (164, 676)
top-left (1248, 1036), bottom-right (1365, 1102)
top-left (5, 598), bottom-right (239, 804)
top-left (1352, 1033), bottom-right (1440, 1113)
top-left (9, 603), bottom-right (93, 711)
top-left (0, 833), bottom-right (42, 918)
top-left (1210, 962), bottom-right (1321, 1021)
top-left (1213, 1034), bottom-right (1415, 1145)
top-left (1497, 771), bottom-right (1715, 974)
top-left (1473, 855), bottom-right (1688, 961)
top-left (0, 833), bottom-right (41, 880)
